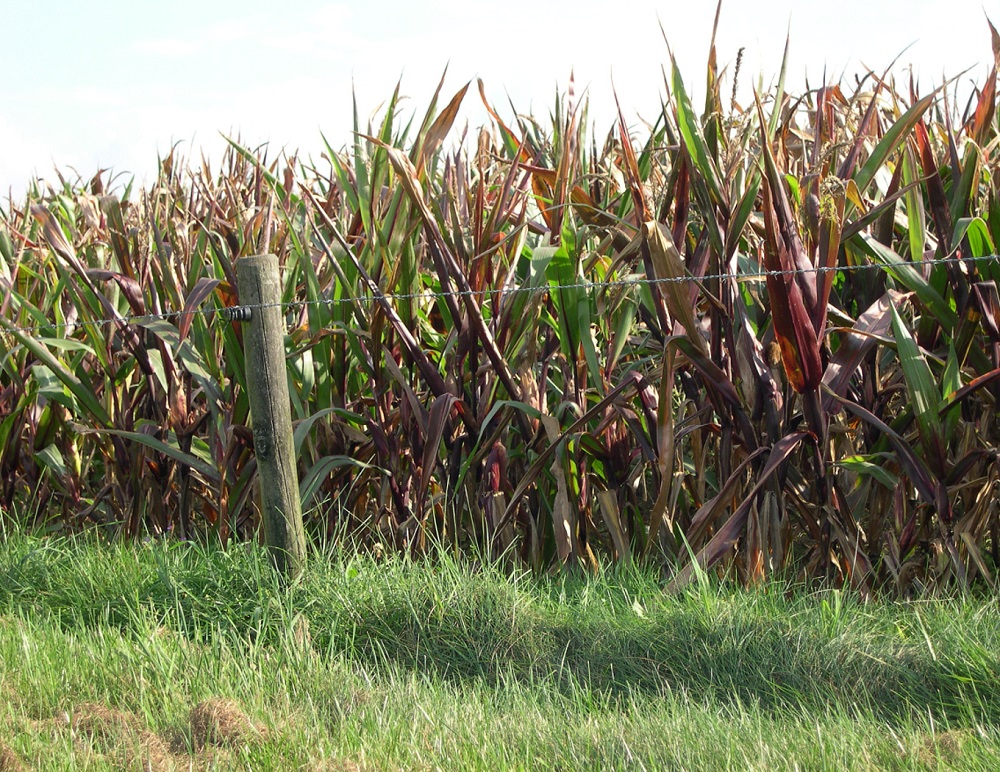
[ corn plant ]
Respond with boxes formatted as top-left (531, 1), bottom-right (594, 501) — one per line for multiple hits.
top-left (3, 11), bottom-right (1000, 593)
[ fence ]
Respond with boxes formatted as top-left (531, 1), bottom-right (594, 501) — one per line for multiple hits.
top-left (2, 253), bottom-right (995, 340)
top-left (2, 247), bottom-right (999, 583)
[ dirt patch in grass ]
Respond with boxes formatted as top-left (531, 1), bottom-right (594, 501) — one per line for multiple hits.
top-left (312, 760), bottom-right (363, 772)
top-left (0, 682), bottom-right (274, 772)
top-left (189, 697), bottom-right (268, 749)
top-left (16, 698), bottom-right (271, 770)
top-left (915, 728), bottom-right (969, 767)
top-left (67, 703), bottom-right (177, 769)
top-left (0, 742), bottom-right (25, 772)
top-left (122, 730), bottom-right (175, 771)
top-left (0, 683), bottom-right (19, 710)
top-left (71, 699), bottom-right (270, 767)
top-left (70, 702), bottom-right (141, 740)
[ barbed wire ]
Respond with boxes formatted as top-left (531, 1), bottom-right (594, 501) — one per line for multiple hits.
top-left (1, 252), bottom-right (997, 339)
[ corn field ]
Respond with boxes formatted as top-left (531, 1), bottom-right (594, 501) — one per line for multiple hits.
top-left (4, 19), bottom-right (1000, 594)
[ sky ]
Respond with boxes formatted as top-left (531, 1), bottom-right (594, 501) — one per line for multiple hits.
top-left (1, 0), bottom-right (996, 199)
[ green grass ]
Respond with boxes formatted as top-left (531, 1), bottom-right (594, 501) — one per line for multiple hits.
top-left (0, 534), bottom-right (998, 769)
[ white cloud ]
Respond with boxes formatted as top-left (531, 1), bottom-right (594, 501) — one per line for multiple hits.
top-left (0, 117), bottom-right (56, 195)
top-left (266, 4), bottom-right (357, 59)
top-left (132, 37), bottom-right (204, 59)
top-left (131, 16), bottom-right (260, 59)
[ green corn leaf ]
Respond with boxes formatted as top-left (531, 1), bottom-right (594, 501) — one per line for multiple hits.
top-left (940, 343), bottom-right (963, 441)
top-left (856, 234), bottom-right (957, 329)
top-left (34, 444), bottom-right (68, 479)
top-left (300, 455), bottom-right (378, 509)
top-left (547, 239), bottom-right (603, 396)
top-left (835, 455), bottom-right (900, 489)
top-left (902, 145), bottom-right (926, 263)
top-left (0, 321), bottom-right (111, 427)
top-left (725, 171), bottom-right (761, 261)
top-left (0, 229), bottom-right (12, 265)
top-left (952, 217), bottom-right (995, 257)
top-left (853, 94), bottom-right (934, 197)
top-left (672, 56), bottom-right (727, 212)
top-left (888, 298), bottom-right (946, 476)
top-left (607, 298), bottom-right (638, 374)
top-left (94, 428), bottom-right (220, 483)
top-left (949, 142), bottom-right (981, 227)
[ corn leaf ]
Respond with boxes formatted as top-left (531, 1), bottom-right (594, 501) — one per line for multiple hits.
top-left (889, 299), bottom-right (946, 475)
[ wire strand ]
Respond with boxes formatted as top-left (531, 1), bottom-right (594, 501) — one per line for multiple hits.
top-left (1, 252), bottom-right (997, 339)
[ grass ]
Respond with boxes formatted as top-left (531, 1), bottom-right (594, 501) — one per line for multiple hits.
top-left (0, 534), bottom-right (998, 769)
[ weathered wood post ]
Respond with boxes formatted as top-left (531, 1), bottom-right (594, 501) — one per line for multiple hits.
top-left (236, 254), bottom-right (307, 580)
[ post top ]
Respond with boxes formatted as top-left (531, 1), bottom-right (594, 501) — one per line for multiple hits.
top-left (236, 253), bottom-right (278, 268)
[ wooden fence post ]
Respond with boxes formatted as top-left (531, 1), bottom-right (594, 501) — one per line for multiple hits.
top-left (236, 254), bottom-right (307, 580)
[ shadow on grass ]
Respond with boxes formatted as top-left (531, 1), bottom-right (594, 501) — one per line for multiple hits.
top-left (0, 535), bottom-right (996, 729)
top-left (320, 587), bottom-right (997, 728)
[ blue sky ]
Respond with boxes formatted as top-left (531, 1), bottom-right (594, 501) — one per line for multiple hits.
top-left (1, 0), bottom-right (994, 197)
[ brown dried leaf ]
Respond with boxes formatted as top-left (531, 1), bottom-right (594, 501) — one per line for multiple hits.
top-left (597, 489), bottom-right (629, 563)
top-left (179, 277), bottom-right (221, 343)
top-left (542, 414), bottom-right (574, 563)
top-left (417, 393), bottom-right (461, 516)
top-left (668, 432), bottom-right (810, 592)
top-left (417, 80), bottom-right (470, 178)
top-left (822, 290), bottom-right (904, 413)
top-left (643, 221), bottom-right (707, 355)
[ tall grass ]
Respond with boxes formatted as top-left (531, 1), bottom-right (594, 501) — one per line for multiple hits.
top-left (3, 11), bottom-right (1000, 592)
top-left (1, 534), bottom-right (999, 768)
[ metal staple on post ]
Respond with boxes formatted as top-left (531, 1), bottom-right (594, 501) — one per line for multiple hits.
top-left (221, 306), bottom-right (253, 322)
